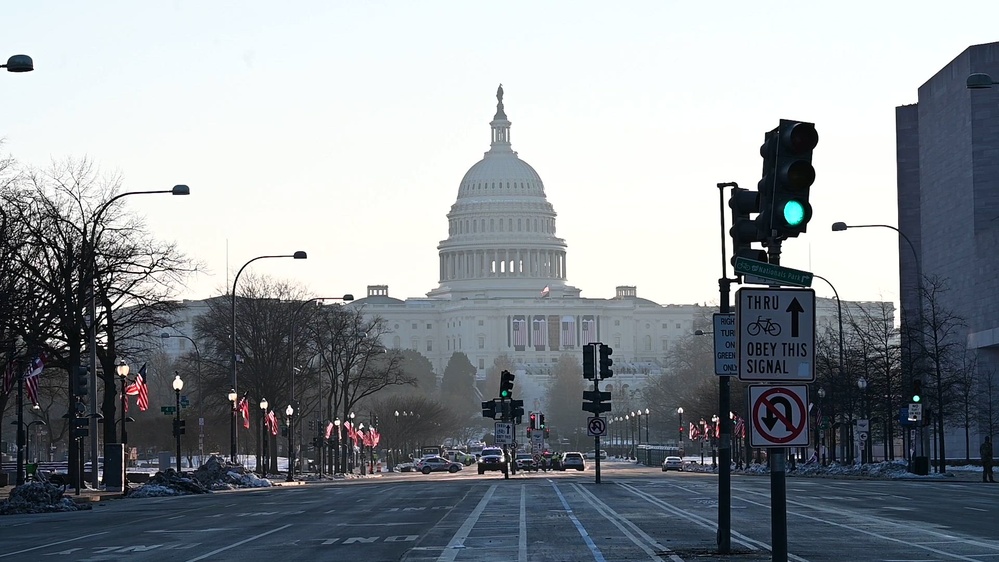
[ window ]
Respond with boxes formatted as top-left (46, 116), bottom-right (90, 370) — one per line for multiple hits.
top-left (478, 320), bottom-right (484, 326)
top-left (426, 340), bottom-right (433, 352)
top-left (676, 323), bottom-right (681, 329)
top-left (427, 323), bottom-right (432, 330)
top-left (412, 323), bottom-right (417, 330)
top-left (644, 335), bottom-right (652, 351)
top-left (478, 337), bottom-right (485, 349)
top-left (614, 320), bottom-right (620, 326)
top-left (662, 339), bottom-right (668, 351)
top-left (479, 358), bottom-right (485, 369)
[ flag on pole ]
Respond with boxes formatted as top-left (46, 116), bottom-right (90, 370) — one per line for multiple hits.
top-left (689, 422), bottom-right (700, 440)
top-left (124, 363), bottom-right (150, 411)
top-left (325, 421), bottom-right (335, 439)
top-left (266, 410), bottom-right (279, 436)
top-left (733, 417), bottom-right (746, 439)
top-left (369, 428), bottom-right (381, 448)
top-left (540, 285), bottom-right (550, 298)
top-left (24, 355), bottom-right (46, 407)
top-left (239, 396), bottom-right (250, 429)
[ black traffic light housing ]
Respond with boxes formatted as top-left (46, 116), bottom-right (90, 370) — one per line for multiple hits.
top-left (598, 344), bottom-right (613, 379)
top-left (72, 416), bottom-right (89, 439)
top-left (482, 400), bottom-right (498, 419)
top-left (912, 379), bottom-right (922, 403)
top-left (173, 418), bottom-right (186, 437)
top-left (768, 119), bottom-right (818, 238)
top-left (539, 414), bottom-right (546, 429)
top-left (73, 366), bottom-right (89, 397)
top-left (529, 413), bottom-right (537, 429)
top-left (582, 390), bottom-right (612, 414)
top-left (728, 186), bottom-right (767, 267)
top-left (499, 370), bottom-right (515, 398)
top-left (582, 344), bottom-right (596, 380)
top-left (510, 399), bottom-right (524, 424)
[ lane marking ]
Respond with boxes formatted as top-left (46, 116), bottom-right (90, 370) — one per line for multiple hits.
top-left (435, 484), bottom-right (496, 562)
top-left (0, 532), bottom-right (109, 558)
top-left (550, 482), bottom-right (606, 562)
top-left (519, 485), bottom-right (527, 562)
top-left (184, 525), bottom-right (291, 562)
top-left (570, 483), bottom-right (677, 562)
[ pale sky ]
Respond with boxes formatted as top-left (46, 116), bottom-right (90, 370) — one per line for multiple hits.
top-left (4, 2), bottom-right (997, 311)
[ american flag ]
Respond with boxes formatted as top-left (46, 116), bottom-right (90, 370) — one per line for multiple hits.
top-left (581, 317), bottom-right (596, 344)
top-left (733, 417), bottom-right (746, 439)
top-left (369, 428), bottom-right (381, 448)
top-left (325, 421), bottom-right (335, 439)
top-left (532, 316), bottom-right (548, 349)
top-left (266, 410), bottom-right (279, 436)
top-left (239, 396), bottom-right (250, 429)
top-left (125, 363), bottom-right (149, 411)
top-left (689, 422), bottom-right (700, 440)
top-left (24, 355), bottom-right (46, 407)
top-left (560, 316), bottom-right (576, 348)
top-left (540, 285), bottom-right (550, 298)
top-left (3, 361), bottom-right (14, 394)
top-left (512, 317), bottom-right (527, 348)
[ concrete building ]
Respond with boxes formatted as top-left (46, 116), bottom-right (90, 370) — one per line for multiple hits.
top-left (896, 41), bottom-right (999, 459)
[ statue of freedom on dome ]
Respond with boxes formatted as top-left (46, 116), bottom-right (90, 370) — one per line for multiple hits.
top-left (497, 83), bottom-right (504, 103)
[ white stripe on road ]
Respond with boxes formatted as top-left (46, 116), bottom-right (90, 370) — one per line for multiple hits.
top-left (0, 532), bottom-right (108, 558)
top-left (184, 525), bottom-right (291, 562)
top-left (435, 484), bottom-right (497, 562)
top-left (550, 481), bottom-right (607, 562)
top-left (519, 485), bottom-right (528, 562)
top-left (569, 483), bottom-right (677, 562)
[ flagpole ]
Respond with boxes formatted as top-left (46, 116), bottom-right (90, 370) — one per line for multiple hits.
top-left (15, 350), bottom-right (25, 486)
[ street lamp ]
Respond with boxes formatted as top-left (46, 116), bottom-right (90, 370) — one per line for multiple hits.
top-left (358, 422), bottom-right (366, 476)
top-left (346, 411), bottom-right (356, 473)
top-left (699, 418), bottom-right (707, 465)
top-left (285, 404), bottom-right (295, 482)
top-left (82, 184), bottom-right (190, 489)
top-left (333, 417), bottom-right (341, 475)
top-left (677, 407), bottom-right (684, 456)
top-left (644, 408), bottom-right (650, 444)
top-left (817, 388), bottom-right (827, 465)
top-left (711, 414), bottom-right (720, 468)
top-left (227, 389), bottom-right (238, 462)
top-left (2, 54), bottom-right (33, 73)
top-left (25, 420), bottom-right (46, 463)
top-left (161, 332), bottom-right (204, 462)
top-left (258, 397), bottom-right (268, 476)
top-left (968, 72), bottom-right (998, 89)
top-left (857, 377), bottom-right (868, 464)
top-left (172, 374), bottom-right (184, 473)
top-left (115, 360), bottom-right (131, 446)
top-left (230, 251), bottom-right (307, 462)
top-left (832, 221), bottom-right (924, 470)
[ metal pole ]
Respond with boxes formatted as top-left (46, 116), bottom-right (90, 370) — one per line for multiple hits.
top-left (15, 355), bottom-right (25, 486)
top-left (715, 181), bottom-right (735, 553)
top-left (175, 388), bottom-right (182, 473)
top-left (768, 238), bottom-right (788, 562)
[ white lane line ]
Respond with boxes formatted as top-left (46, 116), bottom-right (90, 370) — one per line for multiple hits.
top-left (0, 532), bottom-right (108, 558)
top-left (570, 483), bottom-right (678, 562)
top-left (550, 482), bottom-right (606, 562)
top-left (184, 524), bottom-right (292, 562)
top-left (964, 507), bottom-right (986, 512)
top-left (733, 487), bottom-right (993, 561)
top-left (435, 484), bottom-right (497, 562)
top-left (519, 485), bottom-right (528, 562)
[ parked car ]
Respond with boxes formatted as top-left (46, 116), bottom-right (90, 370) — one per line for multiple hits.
top-left (444, 450), bottom-right (477, 466)
top-left (584, 450), bottom-right (607, 461)
top-left (477, 447), bottom-right (508, 474)
top-left (661, 456), bottom-right (684, 472)
top-left (415, 456), bottom-right (462, 474)
top-left (396, 461), bottom-right (416, 472)
top-left (515, 452), bottom-right (538, 472)
top-left (563, 452), bottom-right (586, 471)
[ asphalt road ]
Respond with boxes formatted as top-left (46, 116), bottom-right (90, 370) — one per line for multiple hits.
top-left (1, 462), bottom-right (997, 561)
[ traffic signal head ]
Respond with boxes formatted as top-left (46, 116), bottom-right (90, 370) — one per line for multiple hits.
top-left (73, 366), bottom-right (89, 397)
top-left (539, 414), bottom-right (546, 429)
top-left (582, 344), bottom-right (596, 380)
top-left (598, 345), bottom-right (613, 378)
top-left (482, 400), bottom-right (498, 419)
top-left (173, 418), bottom-right (186, 437)
top-left (529, 413), bottom-right (537, 429)
top-left (72, 417), bottom-right (89, 439)
top-left (771, 119), bottom-right (818, 238)
top-left (544, 428), bottom-right (550, 438)
top-left (728, 186), bottom-right (767, 267)
top-left (499, 370), bottom-right (515, 398)
top-left (511, 399), bottom-right (525, 424)
top-left (912, 379), bottom-right (922, 403)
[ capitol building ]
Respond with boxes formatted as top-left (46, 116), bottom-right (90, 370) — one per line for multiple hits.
top-left (160, 87), bottom-right (890, 406)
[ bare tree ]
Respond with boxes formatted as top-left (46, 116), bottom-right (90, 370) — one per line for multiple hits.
top-left (952, 350), bottom-right (979, 461)
top-left (544, 354), bottom-right (588, 448)
top-left (976, 365), bottom-right (999, 442)
top-left (848, 300), bottom-right (902, 461)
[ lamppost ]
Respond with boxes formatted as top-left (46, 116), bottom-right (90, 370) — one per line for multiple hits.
top-left (633, 411), bottom-right (641, 447)
top-left (9, 335), bottom-right (27, 486)
top-left (258, 397), bottom-right (268, 476)
top-left (858, 377), bottom-right (869, 464)
top-left (25, 420), bottom-right (46, 463)
top-left (333, 417), bottom-right (341, 474)
top-left (677, 407), bottom-right (684, 456)
top-left (82, 184), bottom-right (190, 490)
top-left (2, 54), bottom-right (33, 73)
top-left (817, 388), bottom-right (827, 465)
top-left (699, 418), bottom-right (707, 465)
top-left (172, 374), bottom-right (184, 473)
top-left (285, 404), bottom-right (295, 482)
top-left (346, 411), bottom-right (356, 473)
top-left (161, 332), bottom-right (203, 463)
top-left (227, 389), bottom-right (238, 462)
top-left (115, 360), bottom-right (131, 446)
top-left (358, 422), bottom-right (366, 476)
top-left (644, 408), bottom-right (650, 444)
top-left (230, 251), bottom-right (308, 462)
top-left (711, 414), bottom-right (720, 469)
top-left (832, 222), bottom-right (924, 470)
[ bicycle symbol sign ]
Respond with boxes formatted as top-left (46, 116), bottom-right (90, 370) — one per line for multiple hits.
top-left (736, 287), bottom-right (816, 382)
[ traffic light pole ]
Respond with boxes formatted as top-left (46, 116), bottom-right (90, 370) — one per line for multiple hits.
top-left (715, 182), bottom-right (735, 554)
top-left (767, 237), bottom-right (789, 562)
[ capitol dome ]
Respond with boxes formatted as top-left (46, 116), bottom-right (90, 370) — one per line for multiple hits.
top-left (428, 86), bottom-right (579, 300)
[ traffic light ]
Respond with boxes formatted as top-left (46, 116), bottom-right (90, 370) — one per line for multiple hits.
top-left (539, 414), bottom-right (546, 429)
top-left (482, 400), bottom-right (498, 419)
top-left (73, 366), bottom-right (89, 397)
top-left (511, 399), bottom-right (525, 424)
top-left (72, 417), bottom-right (89, 439)
top-left (912, 379), bottom-right (922, 403)
top-left (529, 413), bottom-right (537, 429)
top-left (769, 119), bottom-right (818, 238)
top-left (582, 390), bottom-right (612, 414)
top-left (598, 344), bottom-right (613, 378)
top-left (499, 370), bottom-right (515, 398)
top-left (173, 418), bottom-right (186, 437)
top-left (583, 344), bottom-right (596, 380)
top-left (728, 186), bottom-right (767, 266)
top-left (544, 428), bottom-right (550, 439)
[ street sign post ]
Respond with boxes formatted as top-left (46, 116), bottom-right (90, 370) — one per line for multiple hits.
top-left (712, 313), bottom-right (737, 376)
top-left (908, 403), bottom-right (922, 422)
top-left (734, 257), bottom-right (814, 287)
top-left (749, 385), bottom-right (810, 447)
top-left (494, 422), bottom-right (514, 445)
top-left (736, 287), bottom-right (816, 382)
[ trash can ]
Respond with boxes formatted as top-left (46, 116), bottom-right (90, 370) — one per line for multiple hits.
top-left (913, 455), bottom-right (929, 476)
top-left (103, 443), bottom-right (125, 491)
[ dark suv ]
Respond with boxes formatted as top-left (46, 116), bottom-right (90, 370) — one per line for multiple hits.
top-left (477, 447), bottom-right (508, 474)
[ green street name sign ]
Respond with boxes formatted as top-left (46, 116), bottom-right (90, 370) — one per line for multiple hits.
top-left (161, 406), bottom-right (176, 415)
top-left (734, 257), bottom-right (813, 288)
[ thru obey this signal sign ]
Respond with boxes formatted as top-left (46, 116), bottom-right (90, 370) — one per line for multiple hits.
top-left (736, 287), bottom-right (815, 382)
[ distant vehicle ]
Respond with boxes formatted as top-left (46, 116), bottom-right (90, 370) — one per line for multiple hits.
top-left (662, 456), bottom-right (684, 472)
top-left (563, 452), bottom-right (586, 471)
top-left (477, 447), bottom-right (508, 475)
top-left (444, 450), bottom-right (476, 466)
top-left (584, 450), bottom-right (607, 461)
top-left (515, 452), bottom-right (538, 472)
top-left (415, 456), bottom-right (463, 474)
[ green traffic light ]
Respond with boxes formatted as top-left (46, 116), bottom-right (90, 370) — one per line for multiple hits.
top-left (783, 200), bottom-right (806, 226)
top-left (913, 394), bottom-right (921, 403)
top-left (500, 390), bottom-right (510, 398)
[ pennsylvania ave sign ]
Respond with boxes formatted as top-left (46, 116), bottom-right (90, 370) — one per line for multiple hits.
top-left (736, 287), bottom-right (816, 382)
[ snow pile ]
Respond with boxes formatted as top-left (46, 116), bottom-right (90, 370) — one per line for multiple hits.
top-left (127, 468), bottom-right (211, 498)
top-left (192, 455), bottom-right (272, 490)
top-left (683, 458), bottom-right (964, 480)
top-left (0, 482), bottom-right (92, 515)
